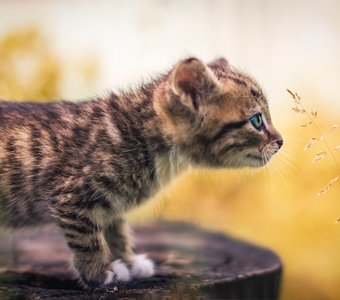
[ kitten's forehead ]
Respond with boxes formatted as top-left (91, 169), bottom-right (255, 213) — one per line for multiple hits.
top-left (215, 67), bottom-right (271, 122)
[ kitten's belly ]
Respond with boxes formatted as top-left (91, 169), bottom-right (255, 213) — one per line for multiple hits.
top-left (0, 210), bottom-right (53, 229)
top-left (0, 190), bottom-right (53, 229)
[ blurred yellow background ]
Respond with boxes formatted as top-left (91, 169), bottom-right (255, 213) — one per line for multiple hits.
top-left (0, 1), bottom-right (340, 299)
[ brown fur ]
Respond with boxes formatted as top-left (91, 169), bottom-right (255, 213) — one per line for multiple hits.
top-left (0, 57), bottom-right (282, 287)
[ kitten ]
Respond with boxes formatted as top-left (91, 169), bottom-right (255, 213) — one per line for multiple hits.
top-left (0, 57), bottom-right (282, 288)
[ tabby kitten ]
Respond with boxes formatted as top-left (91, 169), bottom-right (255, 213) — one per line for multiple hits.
top-left (0, 57), bottom-right (282, 287)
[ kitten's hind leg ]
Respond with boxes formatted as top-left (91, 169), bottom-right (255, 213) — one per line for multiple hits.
top-left (0, 233), bottom-right (15, 269)
top-left (105, 218), bottom-right (155, 280)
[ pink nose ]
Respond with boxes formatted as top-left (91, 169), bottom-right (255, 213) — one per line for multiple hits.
top-left (276, 139), bottom-right (283, 149)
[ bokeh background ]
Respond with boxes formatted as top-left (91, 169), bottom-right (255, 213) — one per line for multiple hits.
top-left (1, 0), bottom-right (340, 299)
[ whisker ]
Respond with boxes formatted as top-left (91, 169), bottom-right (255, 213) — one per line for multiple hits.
top-left (275, 153), bottom-right (300, 173)
top-left (261, 149), bottom-right (272, 190)
top-left (267, 148), bottom-right (290, 187)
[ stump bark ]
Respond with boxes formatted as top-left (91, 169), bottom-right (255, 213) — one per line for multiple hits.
top-left (0, 222), bottom-right (282, 299)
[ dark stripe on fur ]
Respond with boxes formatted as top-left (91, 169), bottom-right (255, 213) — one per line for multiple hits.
top-left (211, 120), bottom-right (248, 143)
top-left (59, 220), bottom-right (99, 235)
top-left (108, 96), bottom-right (156, 181)
top-left (4, 137), bottom-right (30, 226)
top-left (30, 125), bottom-right (42, 218)
top-left (67, 241), bottom-right (101, 253)
top-left (56, 211), bottom-right (98, 230)
top-left (228, 76), bottom-right (247, 86)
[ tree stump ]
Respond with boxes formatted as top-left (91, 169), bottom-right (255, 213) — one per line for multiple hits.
top-left (0, 222), bottom-right (282, 299)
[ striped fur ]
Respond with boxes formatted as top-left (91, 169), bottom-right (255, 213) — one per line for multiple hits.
top-left (0, 57), bottom-right (282, 287)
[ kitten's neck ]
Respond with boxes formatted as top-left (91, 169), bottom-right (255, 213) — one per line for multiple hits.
top-left (134, 79), bottom-right (191, 189)
top-left (154, 149), bottom-right (190, 190)
top-left (109, 78), bottom-right (190, 192)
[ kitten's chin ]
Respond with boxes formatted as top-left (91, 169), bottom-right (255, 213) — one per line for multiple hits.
top-left (215, 155), bottom-right (265, 169)
top-left (192, 154), bottom-right (268, 169)
top-left (244, 154), bottom-right (266, 168)
top-left (221, 154), bottom-right (266, 168)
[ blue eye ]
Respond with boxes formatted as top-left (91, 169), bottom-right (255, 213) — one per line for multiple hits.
top-left (250, 113), bottom-right (263, 130)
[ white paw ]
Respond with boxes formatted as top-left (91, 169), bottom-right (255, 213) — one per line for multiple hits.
top-left (131, 254), bottom-right (155, 279)
top-left (103, 259), bottom-right (131, 285)
top-left (103, 270), bottom-right (115, 285)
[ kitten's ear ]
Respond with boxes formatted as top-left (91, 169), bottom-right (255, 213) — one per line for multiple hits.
top-left (171, 57), bottom-right (218, 111)
top-left (208, 57), bottom-right (229, 70)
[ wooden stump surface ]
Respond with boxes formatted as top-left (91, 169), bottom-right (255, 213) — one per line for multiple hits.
top-left (0, 222), bottom-right (282, 299)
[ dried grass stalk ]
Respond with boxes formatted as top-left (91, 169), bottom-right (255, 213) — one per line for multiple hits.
top-left (318, 176), bottom-right (339, 196)
top-left (300, 112), bottom-right (317, 128)
top-left (304, 135), bottom-right (323, 151)
top-left (312, 151), bottom-right (328, 163)
top-left (288, 89), bottom-right (340, 201)
top-left (330, 124), bottom-right (338, 132)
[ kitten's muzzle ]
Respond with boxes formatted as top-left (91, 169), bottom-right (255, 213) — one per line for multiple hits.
top-left (276, 139), bottom-right (283, 150)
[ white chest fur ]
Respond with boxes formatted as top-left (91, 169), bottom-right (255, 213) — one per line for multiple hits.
top-left (154, 151), bottom-right (190, 191)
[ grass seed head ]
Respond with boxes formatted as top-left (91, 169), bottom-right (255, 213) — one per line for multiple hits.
top-left (317, 176), bottom-right (339, 196)
top-left (304, 136), bottom-right (323, 151)
top-left (330, 124), bottom-right (338, 132)
top-left (312, 151), bottom-right (328, 163)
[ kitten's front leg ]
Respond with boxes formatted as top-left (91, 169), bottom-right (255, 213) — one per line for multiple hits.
top-left (53, 207), bottom-right (128, 287)
top-left (105, 218), bottom-right (155, 279)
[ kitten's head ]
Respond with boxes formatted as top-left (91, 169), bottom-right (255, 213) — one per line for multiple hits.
top-left (155, 57), bottom-right (283, 168)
